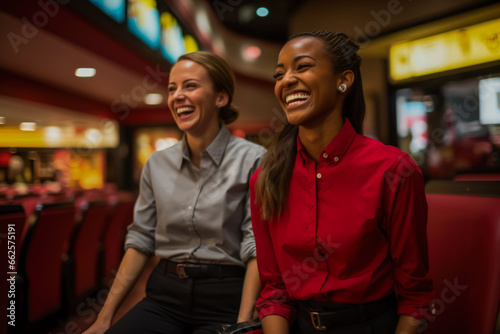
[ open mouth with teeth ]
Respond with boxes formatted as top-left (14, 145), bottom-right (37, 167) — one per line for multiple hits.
top-left (176, 106), bottom-right (195, 118)
top-left (285, 93), bottom-right (310, 107)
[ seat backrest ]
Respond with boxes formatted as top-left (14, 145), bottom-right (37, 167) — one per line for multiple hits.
top-left (19, 201), bottom-right (77, 322)
top-left (0, 204), bottom-right (25, 334)
top-left (101, 198), bottom-right (135, 284)
top-left (425, 181), bottom-right (500, 334)
top-left (454, 173), bottom-right (500, 181)
top-left (70, 200), bottom-right (110, 298)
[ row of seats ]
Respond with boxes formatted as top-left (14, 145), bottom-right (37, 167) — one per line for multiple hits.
top-left (0, 189), bottom-right (136, 334)
top-left (219, 178), bottom-right (500, 334)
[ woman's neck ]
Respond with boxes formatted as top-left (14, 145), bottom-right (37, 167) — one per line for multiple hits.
top-left (186, 123), bottom-right (221, 168)
top-left (298, 112), bottom-right (344, 163)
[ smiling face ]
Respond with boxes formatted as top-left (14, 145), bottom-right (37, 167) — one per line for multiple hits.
top-left (274, 37), bottom-right (344, 128)
top-left (168, 60), bottom-right (227, 136)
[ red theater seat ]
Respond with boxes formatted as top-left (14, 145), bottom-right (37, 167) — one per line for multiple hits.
top-left (66, 200), bottom-right (110, 307)
top-left (17, 201), bottom-right (77, 330)
top-left (425, 180), bottom-right (500, 334)
top-left (101, 197), bottom-right (135, 286)
top-left (454, 173), bottom-right (500, 181)
top-left (219, 180), bottom-right (500, 334)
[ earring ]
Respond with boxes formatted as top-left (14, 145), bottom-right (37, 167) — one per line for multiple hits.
top-left (217, 105), bottom-right (221, 109)
top-left (338, 84), bottom-right (347, 93)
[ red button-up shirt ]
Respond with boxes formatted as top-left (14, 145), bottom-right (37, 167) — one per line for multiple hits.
top-left (250, 120), bottom-right (433, 323)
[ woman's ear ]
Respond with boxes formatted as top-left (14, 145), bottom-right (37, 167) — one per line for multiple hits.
top-left (216, 91), bottom-right (230, 108)
top-left (338, 70), bottom-right (355, 90)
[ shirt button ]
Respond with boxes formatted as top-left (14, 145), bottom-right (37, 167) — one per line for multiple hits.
top-left (322, 153), bottom-right (328, 158)
top-left (195, 184), bottom-right (200, 189)
top-left (334, 157), bottom-right (339, 162)
top-left (316, 173), bottom-right (322, 179)
top-left (188, 205), bottom-right (192, 210)
top-left (188, 227), bottom-right (193, 231)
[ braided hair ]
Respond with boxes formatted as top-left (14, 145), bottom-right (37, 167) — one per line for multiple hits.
top-left (255, 31), bottom-right (365, 220)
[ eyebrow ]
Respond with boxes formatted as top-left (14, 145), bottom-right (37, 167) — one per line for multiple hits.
top-left (168, 78), bottom-right (201, 85)
top-left (276, 55), bottom-right (317, 68)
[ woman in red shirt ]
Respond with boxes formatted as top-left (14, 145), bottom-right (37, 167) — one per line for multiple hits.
top-left (250, 31), bottom-right (434, 333)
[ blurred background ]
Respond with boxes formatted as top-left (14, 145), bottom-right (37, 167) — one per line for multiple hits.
top-left (0, 0), bottom-right (499, 193)
top-left (1, 1), bottom-right (500, 333)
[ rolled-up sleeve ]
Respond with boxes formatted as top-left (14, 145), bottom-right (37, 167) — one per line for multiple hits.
top-left (250, 171), bottom-right (296, 324)
top-left (239, 152), bottom-right (265, 263)
top-left (125, 159), bottom-right (156, 257)
top-left (384, 155), bottom-right (434, 318)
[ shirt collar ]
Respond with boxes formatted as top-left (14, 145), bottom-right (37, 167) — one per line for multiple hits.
top-left (178, 125), bottom-right (231, 169)
top-left (296, 118), bottom-right (356, 165)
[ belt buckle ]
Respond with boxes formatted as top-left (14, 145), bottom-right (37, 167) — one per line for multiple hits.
top-left (310, 311), bottom-right (327, 331)
top-left (176, 264), bottom-right (188, 278)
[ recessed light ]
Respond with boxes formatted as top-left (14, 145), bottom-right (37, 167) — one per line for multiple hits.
top-left (20, 122), bottom-right (36, 131)
top-left (256, 7), bottom-right (269, 17)
top-left (0, 117), bottom-right (5, 125)
top-left (145, 93), bottom-right (163, 105)
top-left (75, 68), bottom-right (96, 77)
top-left (243, 46), bottom-right (261, 61)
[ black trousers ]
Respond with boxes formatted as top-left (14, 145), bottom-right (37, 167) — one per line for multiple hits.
top-left (105, 264), bottom-right (244, 334)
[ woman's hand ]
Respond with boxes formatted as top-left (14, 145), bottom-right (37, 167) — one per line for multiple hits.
top-left (82, 318), bottom-right (111, 334)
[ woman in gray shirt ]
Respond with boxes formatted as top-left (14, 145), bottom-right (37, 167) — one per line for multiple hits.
top-left (84, 51), bottom-right (266, 334)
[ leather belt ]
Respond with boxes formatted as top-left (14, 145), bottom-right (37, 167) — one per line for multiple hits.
top-left (158, 259), bottom-right (245, 279)
top-left (297, 293), bottom-right (397, 330)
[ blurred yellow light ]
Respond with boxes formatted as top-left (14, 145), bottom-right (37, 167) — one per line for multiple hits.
top-left (20, 122), bottom-right (36, 131)
top-left (44, 126), bottom-right (62, 141)
top-left (155, 137), bottom-right (178, 151)
top-left (183, 35), bottom-right (199, 53)
top-left (390, 18), bottom-right (500, 82)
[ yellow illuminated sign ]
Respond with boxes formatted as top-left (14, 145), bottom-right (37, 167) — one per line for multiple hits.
top-left (390, 18), bottom-right (500, 82)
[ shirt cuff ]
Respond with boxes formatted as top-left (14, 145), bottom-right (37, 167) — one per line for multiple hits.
top-left (124, 229), bottom-right (155, 257)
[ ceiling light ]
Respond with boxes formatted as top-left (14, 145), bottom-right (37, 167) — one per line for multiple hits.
top-left (145, 93), bottom-right (163, 105)
top-left (0, 117), bottom-right (5, 125)
top-left (20, 122), bottom-right (36, 131)
top-left (75, 68), bottom-right (96, 77)
top-left (243, 46), bottom-right (262, 61)
top-left (256, 7), bottom-right (269, 17)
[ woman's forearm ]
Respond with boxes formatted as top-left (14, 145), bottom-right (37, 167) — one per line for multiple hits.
top-left (262, 315), bottom-right (289, 334)
top-left (395, 314), bottom-right (424, 334)
top-left (237, 257), bottom-right (261, 322)
top-left (94, 248), bottom-right (149, 324)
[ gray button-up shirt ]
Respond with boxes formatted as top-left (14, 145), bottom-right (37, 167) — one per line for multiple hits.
top-left (125, 126), bottom-right (266, 267)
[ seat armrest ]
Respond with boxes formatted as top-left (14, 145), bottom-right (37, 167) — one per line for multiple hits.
top-left (217, 319), bottom-right (263, 334)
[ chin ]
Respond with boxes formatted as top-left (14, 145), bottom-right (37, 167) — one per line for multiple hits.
top-left (284, 112), bottom-right (305, 126)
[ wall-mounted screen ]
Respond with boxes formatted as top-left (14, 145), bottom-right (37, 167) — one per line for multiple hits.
top-left (127, 0), bottom-right (161, 49)
top-left (88, 0), bottom-right (126, 23)
top-left (479, 77), bottom-right (500, 125)
top-left (160, 12), bottom-right (186, 63)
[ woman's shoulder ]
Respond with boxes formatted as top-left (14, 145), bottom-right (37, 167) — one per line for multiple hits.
top-left (228, 135), bottom-right (267, 158)
top-left (144, 141), bottom-right (183, 165)
top-left (355, 134), bottom-right (410, 163)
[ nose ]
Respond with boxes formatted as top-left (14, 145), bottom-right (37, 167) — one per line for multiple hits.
top-left (281, 70), bottom-right (298, 87)
top-left (170, 88), bottom-right (185, 102)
